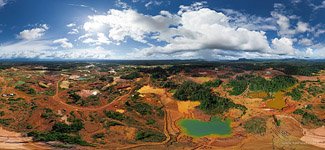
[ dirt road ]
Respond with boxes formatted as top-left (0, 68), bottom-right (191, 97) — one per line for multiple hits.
top-left (51, 77), bottom-right (135, 111)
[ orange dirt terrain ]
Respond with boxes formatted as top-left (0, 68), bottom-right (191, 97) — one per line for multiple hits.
top-left (0, 61), bottom-right (324, 149)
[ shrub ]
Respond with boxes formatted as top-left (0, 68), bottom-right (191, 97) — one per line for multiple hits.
top-left (287, 88), bottom-right (302, 101)
top-left (133, 103), bottom-right (153, 115)
top-left (135, 130), bottom-right (166, 142)
top-left (0, 111), bottom-right (4, 117)
top-left (0, 118), bottom-right (13, 126)
top-left (92, 133), bottom-right (105, 139)
top-left (103, 121), bottom-right (121, 129)
top-left (243, 117), bottom-right (267, 134)
top-left (202, 79), bottom-right (223, 88)
top-left (27, 131), bottom-right (90, 146)
top-left (99, 76), bottom-right (114, 83)
top-left (120, 72), bottom-right (141, 80)
top-left (41, 108), bottom-right (57, 119)
top-left (146, 119), bottom-right (156, 125)
top-left (228, 80), bottom-right (248, 95)
top-left (103, 111), bottom-right (125, 121)
top-left (52, 119), bottom-right (84, 133)
top-left (293, 109), bottom-right (323, 126)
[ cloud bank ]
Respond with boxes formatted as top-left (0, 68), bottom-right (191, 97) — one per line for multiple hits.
top-left (0, 1), bottom-right (324, 60)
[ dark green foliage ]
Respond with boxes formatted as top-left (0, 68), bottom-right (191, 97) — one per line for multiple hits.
top-left (249, 75), bottom-right (297, 93)
top-left (161, 81), bottom-right (178, 89)
top-left (92, 133), bottom-right (105, 139)
top-left (15, 84), bottom-right (36, 95)
top-left (272, 115), bottom-right (281, 126)
top-left (52, 119), bottom-right (84, 133)
top-left (199, 94), bottom-right (240, 114)
top-left (103, 121), bottom-right (121, 129)
top-left (142, 67), bottom-right (169, 80)
top-left (202, 79), bottom-right (223, 88)
top-left (293, 109), bottom-right (323, 126)
top-left (7, 97), bottom-right (24, 102)
top-left (133, 102), bottom-right (153, 115)
top-left (135, 130), bottom-right (166, 142)
top-left (146, 119), bottom-right (156, 125)
top-left (44, 90), bottom-right (55, 96)
top-left (228, 75), bottom-right (297, 95)
top-left (307, 86), bottom-right (325, 96)
top-left (248, 76), bottom-right (269, 91)
top-left (14, 85), bottom-right (25, 91)
top-left (243, 117), bottom-right (267, 134)
top-left (120, 72), bottom-right (141, 80)
top-left (41, 108), bottom-right (57, 119)
top-left (0, 111), bottom-right (4, 117)
top-left (283, 65), bottom-right (322, 76)
top-left (130, 93), bottom-right (140, 101)
top-left (86, 95), bottom-right (100, 105)
top-left (67, 90), bottom-right (99, 106)
top-left (173, 81), bottom-right (211, 101)
top-left (226, 75), bottom-right (254, 95)
top-left (174, 81), bottom-right (246, 114)
top-left (52, 123), bottom-right (71, 133)
top-left (270, 75), bottom-right (297, 91)
top-left (156, 107), bottom-right (164, 117)
top-left (28, 118), bottom-right (87, 146)
top-left (99, 76), bottom-right (114, 83)
top-left (293, 109), bottom-right (305, 115)
top-left (28, 88), bottom-right (36, 95)
top-left (67, 90), bottom-right (81, 103)
top-left (228, 80), bottom-right (248, 95)
top-left (26, 124), bottom-right (33, 129)
top-left (126, 98), bottom-right (155, 117)
top-left (103, 110), bottom-right (125, 121)
top-left (0, 118), bottom-right (13, 126)
top-left (298, 82), bottom-right (306, 89)
top-left (287, 88), bottom-right (302, 101)
top-left (27, 131), bottom-right (90, 146)
top-left (306, 104), bottom-right (313, 110)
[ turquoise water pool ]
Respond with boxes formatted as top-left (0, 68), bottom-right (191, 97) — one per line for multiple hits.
top-left (178, 117), bottom-right (232, 138)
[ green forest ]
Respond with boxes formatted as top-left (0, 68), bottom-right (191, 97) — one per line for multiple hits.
top-left (173, 81), bottom-right (246, 114)
top-left (228, 75), bottom-right (297, 95)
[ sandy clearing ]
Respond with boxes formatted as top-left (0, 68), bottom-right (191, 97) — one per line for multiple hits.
top-left (137, 85), bottom-right (165, 95)
top-left (59, 80), bottom-right (70, 89)
top-left (188, 77), bottom-right (214, 84)
top-left (177, 101), bottom-right (200, 114)
top-left (300, 126), bottom-right (325, 149)
top-left (0, 127), bottom-right (50, 150)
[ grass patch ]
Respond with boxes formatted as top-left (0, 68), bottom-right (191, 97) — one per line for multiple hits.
top-left (243, 117), bottom-right (266, 134)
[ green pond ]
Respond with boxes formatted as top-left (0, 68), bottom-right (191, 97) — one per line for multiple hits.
top-left (178, 117), bottom-right (232, 138)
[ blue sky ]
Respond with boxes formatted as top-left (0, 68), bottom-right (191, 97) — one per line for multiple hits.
top-left (0, 0), bottom-right (324, 60)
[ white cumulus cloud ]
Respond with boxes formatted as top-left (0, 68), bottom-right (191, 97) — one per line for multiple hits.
top-left (84, 7), bottom-right (272, 56)
top-left (18, 24), bottom-right (49, 40)
top-left (298, 38), bottom-right (313, 46)
top-left (53, 38), bottom-right (73, 48)
top-left (0, 0), bottom-right (7, 7)
top-left (271, 37), bottom-right (296, 55)
top-left (66, 23), bottom-right (76, 27)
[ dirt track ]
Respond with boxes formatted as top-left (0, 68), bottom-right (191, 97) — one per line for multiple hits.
top-left (277, 115), bottom-right (325, 149)
top-left (117, 86), bottom-right (173, 149)
top-left (51, 77), bottom-right (135, 111)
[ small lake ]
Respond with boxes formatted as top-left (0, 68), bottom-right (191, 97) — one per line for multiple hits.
top-left (178, 117), bottom-right (232, 138)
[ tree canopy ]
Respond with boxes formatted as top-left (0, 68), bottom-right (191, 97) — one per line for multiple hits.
top-left (173, 81), bottom-right (246, 114)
